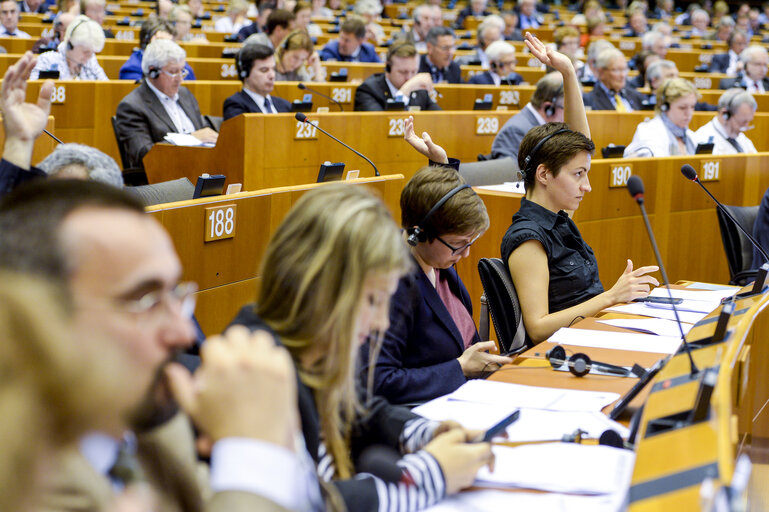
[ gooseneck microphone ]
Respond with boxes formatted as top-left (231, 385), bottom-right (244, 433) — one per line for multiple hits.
top-left (43, 129), bottom-right (63, 144)
top-left (298, 83), bottom-right (344, 112)
top-left (627, 175), bottom-right (699, 376)
top-left (681, 163), bottom-right (769, 263)
top-left (295, 112), bottom-right (380, 176)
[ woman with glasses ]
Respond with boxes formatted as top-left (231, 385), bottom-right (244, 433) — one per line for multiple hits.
top-left (231, 184), bottom-right (494, 512)
top-left (30, 15), bottom-right (108, 80)
top-left (360, 136), bottom-right (513, 405)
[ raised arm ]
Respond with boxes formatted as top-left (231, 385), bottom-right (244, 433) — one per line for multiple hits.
top-left (524, 32), bottom-right (589, 139)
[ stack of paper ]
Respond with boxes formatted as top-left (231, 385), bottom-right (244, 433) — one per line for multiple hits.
top-left (548, 327), bottom-right (682, 354)
top-left (425, 490), bottom-right (626, 512)
top-left (604, 303), bottom-right (708, 324)
top-left (597, 317), bottom-right (693, 337)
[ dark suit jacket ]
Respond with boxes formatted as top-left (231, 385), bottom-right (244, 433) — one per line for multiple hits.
top-left (454, 6), bottom-right (491, 28)
top-left (418, 54), bottom-right (462, 84)
top-left (18, 0), bottom-right (46, 12)
top-left (467, 70), bottom-right (524, 85)
top-left (0, 158), bottom-right (45, 199)
top-left (354, 73), bottom-right (441, 111)
top-left (361, 264), bottom-right (479, 405)
top-left (491, 106), bottom-right (539, 161)
top-left (115, 81), bottom-right (207, 169)
top-left (222, 90), bottom-right (292, 120)
top-left (709, 52), bottom-right (732, 73)
top-left (719, 75), bottom-right (769, 91)
top-left (583, 83), bottom-right (645, 111)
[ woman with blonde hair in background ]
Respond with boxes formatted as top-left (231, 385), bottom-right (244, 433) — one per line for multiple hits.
top-left (231, 183), bottom-right (494, 512)
top-left (275, 29), bottom-right (325, 81)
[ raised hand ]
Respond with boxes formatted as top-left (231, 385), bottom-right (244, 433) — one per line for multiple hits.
top-left (403, 115), bottom-right (449, 164)
top-left (1, 52), bottom-right (53, 144)
top-left (524, 32), bottom-right (574, 75)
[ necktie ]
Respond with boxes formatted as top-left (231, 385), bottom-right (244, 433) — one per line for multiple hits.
top-left (263, 96), bottom-right (274, 113)
top-left (614, 93), bottom-right (628, 112)
top-left (726, 137), bottom-right (744, 153)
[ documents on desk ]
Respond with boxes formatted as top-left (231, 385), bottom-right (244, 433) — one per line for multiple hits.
top-left (605, 303), bottom-right (709, 324)
top-left (597, 317), bottom-right (694, 337)
top-left (475, 443), bottom-right (635, 495)
top-left (414, 396), bottom-right (629, 441)
top-left (475, 181), bottom-right (525, 193)
top-left (548, 327), bottom-right (683, 355)
top-left (424, 489), bottom-right (626, 512)
top-left (163, 132), bottom-right (215, 147)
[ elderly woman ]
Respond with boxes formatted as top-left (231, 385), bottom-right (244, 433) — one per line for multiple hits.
top-left (31, 15), bottom-right (107, 79)
top-left (624, 77), bottom-right (699, 157)
top-left (214, 0), bottom-right (252, 34)
top-left (355, 0), bottom-right (384, 45)
top-left (275, 29), bottom-right (325, 81)
top-left (169, 4), bottom-right (202, 42)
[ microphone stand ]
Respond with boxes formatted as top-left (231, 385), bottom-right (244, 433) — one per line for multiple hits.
top-left (295, 112), bottom-right (379, 176)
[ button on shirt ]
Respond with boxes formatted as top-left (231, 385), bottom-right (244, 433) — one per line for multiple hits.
top-left (242, 87), bottom-right (277, 113)
top-left (146, 80), bottom-right (196, 134)
top-left (501, 198), bottom-right (604, 314)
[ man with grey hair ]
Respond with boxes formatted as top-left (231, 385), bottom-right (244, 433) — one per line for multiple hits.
top-left (456, 17), bottom-right (501, 68)
top-left (710, 29), bottom-right (748, 75)
top-left (641, 31), bottom-right (668, 59)
top-left (577, 38), bottom-right (613, 85)
top-left (688, 8), bottom-right (710, 37)
top-left (491, 72), bottom-right (564, 160)
top-left (394, 3), bottom-right (441, 52)
top-left (583, 47), bottom-right (644, 111)
top-left (694, 88), bottom-right (758, 154)
top-left (115, 38), bottom-right (217, 169)
top-left (467, 40), bottom-right (523, 85)
top-left (644, 59), bottom-right (717, 111)
top-left (38, 143), bottom-right (124, 186)
top-left (720, 45), bottom-right (769, 92)
top-left (418, 26), bottom-right (461, 83)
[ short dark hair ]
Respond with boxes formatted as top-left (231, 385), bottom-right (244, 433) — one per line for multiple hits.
top-left (340, 17), bottom-right (366, 39)
top-left (236, 43), bottom-right (274, 80)
top-left (425, 26), bottom-right (454, 45)
top-left (265, 9), bottom-right (295, 34)
top-left (139, 17), bottom-right (173, 49)
top-left (401, 166), bottom-right (489, 239)
top-left (0, 180), bottom-right (145, 283)
top-left (518, 123), bottom-right (595, 190)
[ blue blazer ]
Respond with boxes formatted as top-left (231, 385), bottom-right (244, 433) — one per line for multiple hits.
top-left (467, 70), bottom-right (524, 85)
top-left (119, 49), bottom-right (197, 81)
top-left (222, 90), bottom-right (292, 120)
top-left (319, 40), bottom-right (381, 63)
top-left (361, 264), bottom-right (480, 405)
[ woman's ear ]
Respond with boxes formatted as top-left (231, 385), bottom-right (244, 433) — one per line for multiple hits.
top-left (535, 163), bottom-right (549, 186)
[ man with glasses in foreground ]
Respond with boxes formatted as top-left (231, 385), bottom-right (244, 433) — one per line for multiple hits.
top-left (115, 38), bottom-right (218, 169)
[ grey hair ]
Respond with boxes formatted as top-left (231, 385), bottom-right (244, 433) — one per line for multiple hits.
top-left (718, 87), bottom-right (758, 112)
top-left (646, 59), bottom-right (677, 84)
top-left (586, 39), bottom-right (614, 63)
top-left (484, 40), bottom-right (515, 62)
top-left (142, 38), bottom-right (186, 75)
top-left (476, 19), bottom-right (501, 44)
top-left (691, 8), bottom-right (709, 22)
top-left (651, 22), bottom-right (672, 35)
top-left (641, 31), bottom-right (664, 50)
top-left (716, 16), bottom-right (735, 28)
top-left (64, 15), bottom-right (105, 52)
top-left (740, 44), bottom-right (768, 63)
top-left (36, 144), bottom-right (124, 188)
top-left (595, 47), bottom-right (624, 70)
top-left (425, 25), bottom-right (454, 44)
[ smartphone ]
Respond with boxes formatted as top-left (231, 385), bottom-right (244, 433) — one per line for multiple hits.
top-left (473, 409), bottom-right (520, 442)
top-left (633, 296), bottom-right (683, 305)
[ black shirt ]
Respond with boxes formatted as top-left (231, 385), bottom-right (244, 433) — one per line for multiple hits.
top-left (501, 198), bottom-right (604, 314)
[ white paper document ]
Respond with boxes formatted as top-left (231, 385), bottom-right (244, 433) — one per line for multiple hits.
top-left (597, 317), bottom-right (693, 337)
top-left (475, 443), bottom-right (636, 495)
top-left (164, 132), bottom-right (213, 147)
top-left (475, 181), bottom-right (525, 193)
top-left (605, 303), bottom-right (709, 324)
top-left (424, 490), bottom-right (626, 512)
top-left (649, 287), bottom-right (736, 302)
top-left (549, 327), bottom-right (682, 354)
top-left (446, 379), bottom-right (619, 412)
top-left (414, 397), bottom-right (629, 441)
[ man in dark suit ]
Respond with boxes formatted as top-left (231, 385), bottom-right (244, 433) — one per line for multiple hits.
top-left (392, 3), bottom-right (440, 52)
top-left (719, 45), bottom-right (769, 92)
top-left (491, 72), bottom-right (564, 160)
top-left (419, 26), bottom-right (462, 84)
top-left (17, 0), bottom-right (45, 13)
top-left (115, 39), bottom-right (217, 169)
top-left (517, 0), bottom-right (542, 29)
top-left (467, 40), bottom-right (523, 85)
top-left (582, 47), bottom-right (645, 111)
top-left (355, 42), bottom-right (441, 111)
top-left (319, 17), bottom-right (380, 63)
top-left (710, 30), bottom-right (748, 74)
top-left (223, 43), bottom-right (291, 120)
top-left (455, 19), bottom-right (501, 69)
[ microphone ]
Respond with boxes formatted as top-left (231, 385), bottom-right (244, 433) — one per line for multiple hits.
top-left (295, 112), bottom-right (379, 176)
top-left (298, 83), bottom-right (344, 112)
top-left (627, 175), bottom-right (699, 377)
top-left (681, 163), bottom-right (769, 263)
top-left (43, 129), bottom-right (63, 144)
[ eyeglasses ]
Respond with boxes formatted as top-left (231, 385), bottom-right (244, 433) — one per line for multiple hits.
top-left (162, 68), bottom-right (189, 79)
top-left (81, 282), bottom-right (199, 323)
top-left (436, 234), bottom-right (480, 255)
top-left (435, 44), bottom-right (456, 52)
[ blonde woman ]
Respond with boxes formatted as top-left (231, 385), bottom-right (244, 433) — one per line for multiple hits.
top-left (231, 184), bottom-right (494, 512)
top-left (31, 15), bottom-right (107, 79)
top-left (624, 77), bottom-right (699, 157)
top-left (214, 0), bottom-right (252, 34)
top-left (275, 29), bottom-right (325, 81)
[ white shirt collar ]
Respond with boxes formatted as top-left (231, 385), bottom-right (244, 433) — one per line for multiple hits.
top-left (79, 432), bottom-right (121, 477)
top-left (385, 75), bottom-right (400, 98)
top-left (146, 79), bottom-right (179, 103)
top-left (242, 86), bottom-right (271, 111)
top-left (526, 103), bottom-right (547, 125)
top-left (489, 69), bottom-right (501, 86)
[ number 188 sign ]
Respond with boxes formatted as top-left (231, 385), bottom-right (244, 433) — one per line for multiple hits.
top-left (205, 204), bottom-right (237, 242)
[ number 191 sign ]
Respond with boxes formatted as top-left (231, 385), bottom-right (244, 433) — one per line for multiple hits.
top-left (205, 204), bottom-right (237, 242)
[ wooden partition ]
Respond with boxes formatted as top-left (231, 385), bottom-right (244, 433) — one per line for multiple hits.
top-left (0, 115), bottom-right (57, 165)
top-left (147, 174), bottom-right (405, 335)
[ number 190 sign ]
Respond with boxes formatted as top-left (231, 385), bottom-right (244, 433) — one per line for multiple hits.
top-left (205, 204), bottom-right (237, 242)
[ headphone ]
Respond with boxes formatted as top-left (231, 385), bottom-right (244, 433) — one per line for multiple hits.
top-left (406, 184), bottom-right (472, 246)
top-left (520, 128), bottom-right (570, 181)
top-left (545, 345), bottom-right (630, 378)
top-left (385, 41), bottom-right (410, 74)
top-left (148, 66), bottom-right (160, 78)
top-left (659, 78), bottom-right (673, 112)
top-left (237, 49), bottom-right (248, 78)
top-left (66, 17), bottom-right (88, 51)
top-left (721, 89), bottom-right (739, 120)
top-left (544, 82), bottom-right (563, 118)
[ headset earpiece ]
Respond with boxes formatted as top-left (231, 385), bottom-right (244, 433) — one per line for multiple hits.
top-left (148, 66), bottom-right (160, 79)
top-left (406, 226), bottom-right (425, 246)
top-left (544, 102), bottom-right (555, 117)
top-left (722, 90), bottom-right (738, 120)
top-left (407, 184), bottom-right (473, 247)
top-left (65, 17), bottom-right (87, 52)
top-left (659, 78), bottom-right (672, 112)
top-left (385, 62), bottom-right (391, 73)
top-left (546, 344), bottom-right (629, 378)
top-left (521, 128), bottom-right (570, 181)
top-left (545, 82), bottom-right (563, 119)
